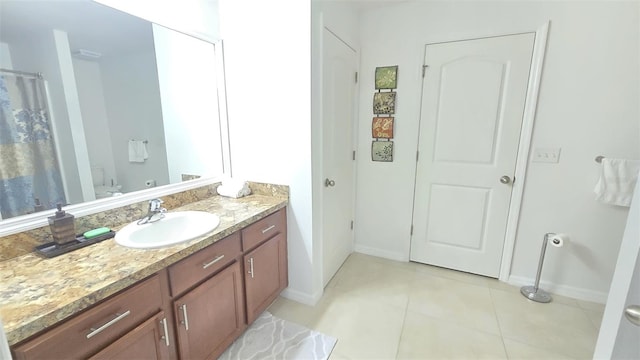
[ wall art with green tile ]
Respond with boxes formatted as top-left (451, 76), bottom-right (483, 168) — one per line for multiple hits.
top-left (371, 140), bottom-right (394, 162)
top-left (375, 65), bottom-right (398, 90)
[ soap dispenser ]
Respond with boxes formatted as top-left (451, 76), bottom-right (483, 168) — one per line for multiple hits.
top-left (33, 198), bottom-right (44, 212)
top-left (48, 204), bottom-right (75, 245)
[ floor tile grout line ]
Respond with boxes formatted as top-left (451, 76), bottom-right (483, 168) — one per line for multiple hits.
top-left (394, 296), bottom-right (411, 360)
top-left (488, 287), bottom-right (511, 358)
top-left (578, 306), bottom-right (604, 332)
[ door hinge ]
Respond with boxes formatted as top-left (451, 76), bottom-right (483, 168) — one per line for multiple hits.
top-left (355, 72), bottom-right (358, 83)
top-left (350, 221), bottom-right (354, 230)
top-left (416, 151), bottom-right (419, 162)
top-left (352, 150), bottom-right (356, 160)
top-left (410, 224), bottom-right (414, 235)
top-left (422, 64), bottom-right (429, 78)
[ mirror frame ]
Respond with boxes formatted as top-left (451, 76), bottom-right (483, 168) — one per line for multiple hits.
top-left (0, 35), bottom-right (231, 237)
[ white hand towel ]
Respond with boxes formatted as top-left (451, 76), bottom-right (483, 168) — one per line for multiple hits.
top-left (217, 179), bottom-right (252, 198)
top-left (594, 158), bottom-right (640, 207)
top-left (128, 140), bottom-right (148, 163)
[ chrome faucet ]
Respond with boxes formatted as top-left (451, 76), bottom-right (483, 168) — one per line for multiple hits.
top-left (138, 198), bottom-right (167, 224)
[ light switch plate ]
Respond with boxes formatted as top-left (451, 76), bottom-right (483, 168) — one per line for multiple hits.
top-left (532, 147), bottom-right (561, 163)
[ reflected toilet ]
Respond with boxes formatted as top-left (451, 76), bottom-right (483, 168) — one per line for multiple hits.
top-left (90, 167), bottom-right (123, 199)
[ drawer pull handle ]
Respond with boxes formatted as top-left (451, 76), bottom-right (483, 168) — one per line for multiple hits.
top-left (160, 317), bottom-right (170, 347)
top-left (248, 257), bottom-right (254, 278)
top-left (86, 310), bottom-right (131, 339)
top-left (180, 304), bottom-right (190, 331)
top-left (202, 254), bottom-right (225, 269)
top-left (261, 225), bottom-right (276, 234)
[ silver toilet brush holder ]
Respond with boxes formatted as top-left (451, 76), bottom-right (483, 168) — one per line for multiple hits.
top-left (520, 232), bottom-right (559, 303)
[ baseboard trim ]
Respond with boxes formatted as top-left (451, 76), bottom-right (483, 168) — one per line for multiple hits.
top-left (353, 244), bottom-right (407, 262)
top-left (508, 275), bottom-right (608, 304)
top-left (280, 286), bottom-right (323, 306)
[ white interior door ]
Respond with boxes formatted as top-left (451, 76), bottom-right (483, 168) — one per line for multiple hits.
top-left (322, 28), bottom-right (357, 287)
top-left (594, 178), bottom-right (640, 359)
top-left (410, 33), bottom-right (534, 277)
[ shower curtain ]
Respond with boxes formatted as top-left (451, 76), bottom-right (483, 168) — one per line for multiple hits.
top-left (0, 73), bottom-right (65, 219)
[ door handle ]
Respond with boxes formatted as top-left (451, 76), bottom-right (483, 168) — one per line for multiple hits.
top-left (248, 257), bottom-right (255, 278)
top-left (624, 304), bottom-right (640, 326)
top-left (179, 304), bottom-right (189, 331)
top-left (499, 175), bottom-right (512, 184)
top-left (160, 317), bottom-right (170, 346)
top-left (325, 178), bottom-right (336, 187)
top-left (202, 254), bottom-right (225, 269)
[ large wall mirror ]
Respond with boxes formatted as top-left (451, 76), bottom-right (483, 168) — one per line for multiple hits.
top-left (0, 0), bottom-right (229, 232)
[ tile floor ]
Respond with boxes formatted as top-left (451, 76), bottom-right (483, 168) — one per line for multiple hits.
top-left (267, 253), bottom-right (605, 360)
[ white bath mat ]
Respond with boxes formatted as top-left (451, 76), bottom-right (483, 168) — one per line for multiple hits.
top-left (218, 311), bottom-right (337, 360)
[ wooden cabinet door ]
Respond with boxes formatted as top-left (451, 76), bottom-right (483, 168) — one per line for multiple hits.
top-left (173, 261), bottom-right (245, 360)
top-left (89, 312), bottom-right (171, 360)
top-left (244, 233), bottom-right (288, 324)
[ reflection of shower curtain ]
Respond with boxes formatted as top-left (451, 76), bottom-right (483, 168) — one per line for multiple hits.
top-left (0, 74), bottom-right (65, 219)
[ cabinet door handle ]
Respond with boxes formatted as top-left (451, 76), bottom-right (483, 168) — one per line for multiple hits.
top-left (160, 317), bottom-right (170, 347)
top-left (86, 310), bottom-right (131, 339)
top-left (180, 304), bottom-right (190, 331)
top-left (261, 225), bottom-right (276, 234)
top-left (248, 257), bottom-right (254, 278)
top-left (202, 254), bottom-right (225, 269)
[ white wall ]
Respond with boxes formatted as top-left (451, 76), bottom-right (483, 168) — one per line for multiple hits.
top-left (73, 58), bottom-right (118, 188)
top-left (53, 30), bottom-right (96, 202)
top-left (218, 0), bottom-right (315, 303)
top-left (354, 1), bottom-right (640, 302)
top-left (101, 50), bottom-right (168, 193)
top-left (0, 42), bottom-right (12, 69)
top-left (317, 2), bottom-right (361, 52)
top-left (153, 24), bottom-right (223, 183)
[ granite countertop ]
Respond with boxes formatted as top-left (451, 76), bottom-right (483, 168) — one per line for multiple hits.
top-left (0, 193), bottom-right (287, 346)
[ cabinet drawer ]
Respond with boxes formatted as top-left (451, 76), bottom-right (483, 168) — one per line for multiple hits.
top-left (168, 232), bottom-right (241, 296)
top-left (241, 208), bottom-right (286, 251)
top-left (12, 274), bottom-right (163, 360)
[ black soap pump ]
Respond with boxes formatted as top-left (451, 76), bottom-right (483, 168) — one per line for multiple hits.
top-left (48, 203), bottom-right (76, 245)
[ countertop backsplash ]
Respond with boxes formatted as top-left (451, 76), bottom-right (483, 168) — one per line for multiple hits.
top-left (0, 181), bottom-right (288, 262)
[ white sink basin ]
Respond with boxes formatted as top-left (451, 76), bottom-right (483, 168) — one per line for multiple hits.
top-left (115, 211), bottom-right (220, 249)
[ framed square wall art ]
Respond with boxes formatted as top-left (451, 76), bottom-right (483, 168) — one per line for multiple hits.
top-left (372, 117), bottom-right (394, 139)
top-left (373, 92), bottom-right (396, 114)
top-left (375, 65), bottom-right (398, 90)
top-left (372, 140), bottom-right (393, 162)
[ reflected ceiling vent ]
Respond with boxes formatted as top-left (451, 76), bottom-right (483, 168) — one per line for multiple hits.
top-left (72, 49), bottom-right (102, 60)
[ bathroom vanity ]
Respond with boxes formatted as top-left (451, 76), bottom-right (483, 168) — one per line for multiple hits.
top-left (0, 190), bottom-right (288, 360)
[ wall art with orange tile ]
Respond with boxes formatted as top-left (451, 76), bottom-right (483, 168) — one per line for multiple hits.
top-left (372, 117), bottom-right (394, 139)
